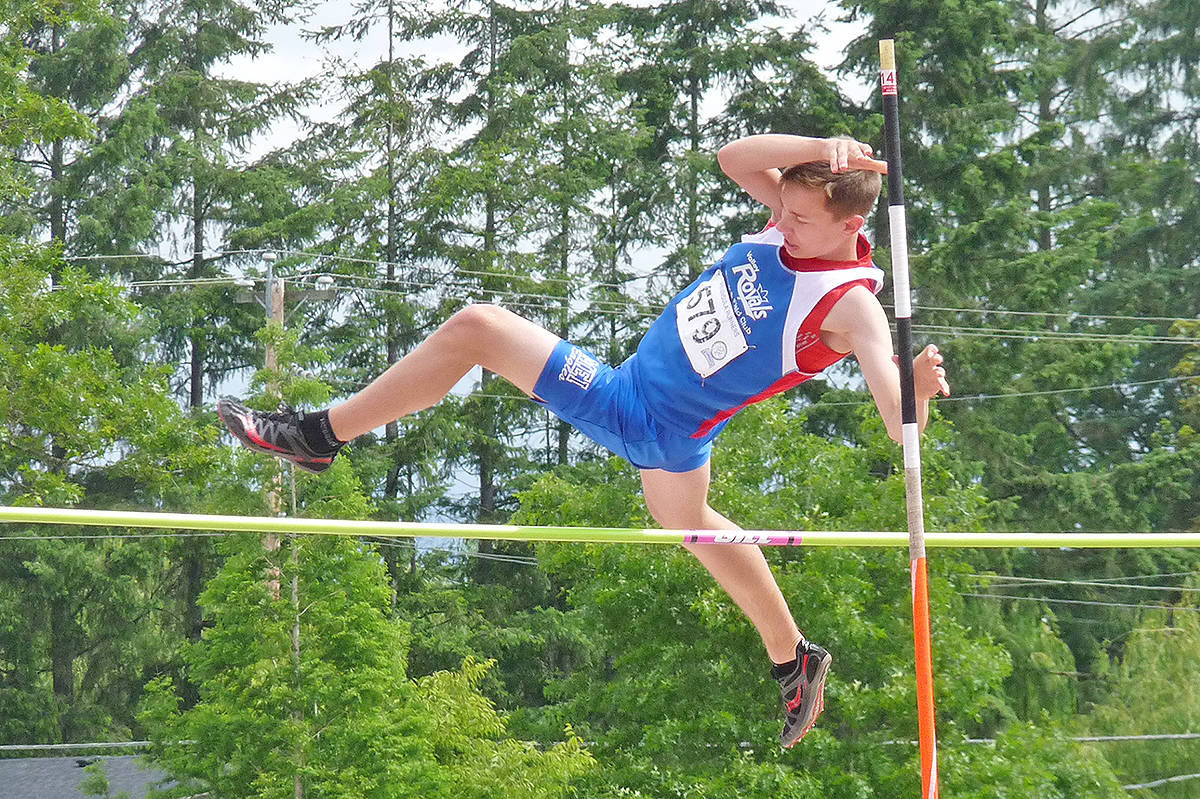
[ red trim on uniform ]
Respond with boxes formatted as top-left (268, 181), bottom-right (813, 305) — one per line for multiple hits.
top-left (690, 276), bottom-right (878, 439)
top-left (692, 370), bottom-right (813, 438)
top-left (780, 233), bottom-right (873, 272)
top-left (794, 278), bottom-right (876, 372)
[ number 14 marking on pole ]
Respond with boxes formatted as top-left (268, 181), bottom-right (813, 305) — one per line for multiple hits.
top-left (881, 69), bottom-right (898, 96)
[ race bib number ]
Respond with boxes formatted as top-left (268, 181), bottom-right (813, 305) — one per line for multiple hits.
top-left (675, 269), bottom-right (748, 378)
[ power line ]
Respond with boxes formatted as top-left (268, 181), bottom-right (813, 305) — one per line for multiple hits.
top-left (960, 593), bottom-right (1200, 613)
top-left (225, 248), bottom-right (640, 293)
top-left (1074, 733), bottom-right (1200, 742)
top-left (899, 304), bottom-right (1196, 325)
top-left (882, 732), bottom-right (1200, 746)
top-left (62, 252), bottom-right (1200, 334)
top-left (97, 269), bottom-right (1200, 345)
top-left (1090, 570), bottom-right (1200, 583)
top-left (6, 526), bottom-right (1200, 542)
top-left (334, 276), bottom-right (656, 316)
top-left (67, 251), bottom-right (1200, 327)
top-left (911, 324), bottom-right (1194, 346)
top-left (268, 275), bottom-right (1200, 345)
top-left (933, 374), bottom-right (1198, 402)
top-left (967, 574), bottom-right (1200, 593)
top-left (54, 269), bottom-right (1200, 348)
top-left (363, 535), bottom-right (540, 566)
top-left (0, 528), bottom-right (542, 566)
top-left (1123, 772), bottom-right (1200, 791)
top-left (0, 526), bottom-right (541, 564)
top-left (47, 255), bottom-right (1200, 405)
top-left (6, 732), bottom-right (1200, 754)
top-left (466, 375), bottom-right (1200, 405)
top-left (0, 531), bottom-right (233, 541)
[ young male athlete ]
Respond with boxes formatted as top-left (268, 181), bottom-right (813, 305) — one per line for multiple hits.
top-left (218, 133), bottom-right (950, 748)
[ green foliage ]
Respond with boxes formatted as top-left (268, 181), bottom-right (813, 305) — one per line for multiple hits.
top-left (140, 465), bottom-right (592, 798)
top-left (0, 244), bottom-right (214, 743)
top-left (415, 660), bottom-right (594, 799)
top-left (6, 1), bottom-right (1200, 795)
top-left (78, 760), bottom-right (133, 799)
top-left (1084, 585), bottom-right (1200, 798)
top-left (502, 401), bottom-right (1122, 796)
top-left (140, 534), bottom-right (443, 798)
top-left (0, 0), bottom-right (95, 210)
top-left (940, 721), bottom-right (1126, 799)
top-left (0, 244), bottom-right (170, 503)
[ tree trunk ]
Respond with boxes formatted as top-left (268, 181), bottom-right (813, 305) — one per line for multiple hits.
top-left (686, 69), bottom-right (701, 277)
top-left (290, 538), bottom-right (304, 799)
top-left (48, 25), bottom-right (66, 247)
top-left (189, 171), bottom-right (205, 409)
top-left (1035, 0), bottom-right (1054, 253)
top-left (384, 0), bottom-right (403, 505)
top-left (49, 596), bottom-right (75, 741)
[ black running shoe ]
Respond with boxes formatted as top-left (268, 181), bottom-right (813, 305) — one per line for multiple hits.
top-left (774, 639), bottom-right (832, 748)
top-left (217, 397), bottom-right (341, 474)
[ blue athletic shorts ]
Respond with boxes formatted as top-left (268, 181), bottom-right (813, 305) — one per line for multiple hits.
top-left (532, 339), bottom-right (717, 473)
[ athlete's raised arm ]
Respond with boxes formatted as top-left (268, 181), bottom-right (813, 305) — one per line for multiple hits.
top-left (717, 134), bottom-right (888, 218)
top-left (820, 286), bottom-right (949, 442)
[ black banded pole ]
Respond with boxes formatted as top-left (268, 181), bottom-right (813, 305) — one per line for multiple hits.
top-left (879, 38), bottom-right (940, 799)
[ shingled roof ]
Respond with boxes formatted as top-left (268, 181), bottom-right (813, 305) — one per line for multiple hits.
top-left (0, 755), bottom-right (167, 799)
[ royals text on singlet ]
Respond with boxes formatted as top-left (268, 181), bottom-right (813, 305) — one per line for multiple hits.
top-left (629, 226), bottom-right (885, 440)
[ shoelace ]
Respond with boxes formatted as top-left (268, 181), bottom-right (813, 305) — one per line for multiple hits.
top-left (260, 403), bottom-right (299, 423)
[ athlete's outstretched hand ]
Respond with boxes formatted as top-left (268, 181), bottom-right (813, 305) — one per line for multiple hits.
top-left (896, 344), bottom-right (950, 399)
top-left (823, 137), bottom-right (889, 174)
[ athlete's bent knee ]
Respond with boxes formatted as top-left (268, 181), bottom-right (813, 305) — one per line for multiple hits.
top-left (443, 304), bottom-right (506, 354)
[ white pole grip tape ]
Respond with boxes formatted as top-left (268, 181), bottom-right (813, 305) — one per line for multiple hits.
top-left (888, 205), bottom-right (912, 319)
top-left (902, 423), bottom-right (921, 470)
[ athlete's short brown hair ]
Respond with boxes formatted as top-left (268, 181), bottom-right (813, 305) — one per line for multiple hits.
top-left (780, 161), bottom-right (882, 220)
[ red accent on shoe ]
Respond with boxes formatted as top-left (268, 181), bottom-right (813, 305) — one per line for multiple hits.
top-left (235, 410), bottom-right (332, 464)
top-left (785, 654), bottom-right (809, 711)
top-left (236, 412), bottom-right (284, 453)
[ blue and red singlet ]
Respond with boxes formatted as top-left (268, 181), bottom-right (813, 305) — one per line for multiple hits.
top-left (533, 225), bottom-right (885, 472)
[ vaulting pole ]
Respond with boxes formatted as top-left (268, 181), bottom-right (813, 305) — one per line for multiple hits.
top-left (879, 38), bottom-right (940, 799)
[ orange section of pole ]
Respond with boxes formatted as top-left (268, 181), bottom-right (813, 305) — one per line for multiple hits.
top-left (912, 556), bottom-right (939, 798)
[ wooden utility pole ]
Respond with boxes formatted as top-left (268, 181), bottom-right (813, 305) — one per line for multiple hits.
top-left (263, 252), bottom-right (284, 600)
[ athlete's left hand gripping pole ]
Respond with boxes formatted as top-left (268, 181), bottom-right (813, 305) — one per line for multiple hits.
top-left (879, 38), bottom-right (940, 799)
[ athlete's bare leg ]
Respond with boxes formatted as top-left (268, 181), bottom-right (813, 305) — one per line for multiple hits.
top-left (641, 463), bottom-right (804, 664)
top-left (328, 304), bottom-right (560, 441)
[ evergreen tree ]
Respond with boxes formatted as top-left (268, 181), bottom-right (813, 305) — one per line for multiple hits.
top-left (0, 0), bottom-right (94, 231)
top-left (103, 0), bottom-right (314, 408)
top-left (839, 0), bottom-right (1196, 530)
top-left (0, 244), bottom-right (213, 742)
top-left (406, 0), bottom-right (549, 529)
top-left (21, 0), bottom-right (129, 250)
top-left (835, 0), bottom-right (1199, 698)
top-left (512, 0), bottom-right (651, 464)
top-left (1085, 583), bottom-right (1200, 799)
top-left (267, 0), bottom-right (473, 596)
top-left (612, 0), bottom-right (786, 281)
top-left (139, 463), bottom-right (593, 799)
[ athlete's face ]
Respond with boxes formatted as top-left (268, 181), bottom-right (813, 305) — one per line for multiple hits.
top-left (775, 182), bottom-right (863, 261)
